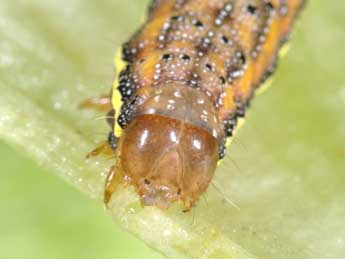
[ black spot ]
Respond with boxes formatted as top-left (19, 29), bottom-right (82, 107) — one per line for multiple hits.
top-left (118, 65), bottom-right (135, 102)
top-left (107, 131), bottom-right (118, 150)
top-left (181, 54), bottom-right (191, 61)
top-left (247, 4), bottom-right (257, 15)
top-left (193, 20), bottom-right (204, 28)
top-left (219, 76), bottom-right (226, 85)
top-left (260, 60), bottom-right (278, 84)
top-left (246, 98), bottom-right (252, 109)
top-left (235, 100), bottom-right (246, 118)
top-left (171, 15), bottom-right (180, 21)
top-left (118, 97), bottom-right (138, 128)
top-left (224, 117), bottom-right (237, 137)
top-left (162, 53), bottom-right (174, 60)
top-left (237, 51), bottom-right (246, 65)
top-left (177, 188), bottom-right (182, 195)
top-left (144, 179), bottom-right (151, 185)
top-left (205, 63), bottom-right (213, 72)
top-left (280, 34), bottom-right (290, 48)
top-left (221, 35), bottom-right (231, 45)
top-left (218, 143), bottom-right (227, 159)
top-left (122, 42), bottom-right (136, 63)
top-left (198, 37), bottom-right (212, 53)
top-left (237, 108), bottom-right (246, 118)
top-left (265, 1), bottom-right (274, 11)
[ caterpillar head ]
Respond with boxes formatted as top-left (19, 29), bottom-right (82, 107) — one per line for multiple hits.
top-left (117, 114), bottom-right (218, 209)
top-left (114, 84), bottom-right (223, 209)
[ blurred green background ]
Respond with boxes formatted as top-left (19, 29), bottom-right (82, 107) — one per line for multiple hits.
top-left (0, 142), bottom-right (164, 259)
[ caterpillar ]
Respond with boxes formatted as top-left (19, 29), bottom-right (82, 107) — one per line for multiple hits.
top-left (81, 0), bottom-right (306, 210)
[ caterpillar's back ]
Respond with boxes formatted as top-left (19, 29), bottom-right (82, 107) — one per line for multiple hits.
top-left (93, 0), bottom-right (305, 209)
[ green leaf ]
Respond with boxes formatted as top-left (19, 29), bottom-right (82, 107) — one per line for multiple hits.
top-left (0, 1), bottom-right (344, 258)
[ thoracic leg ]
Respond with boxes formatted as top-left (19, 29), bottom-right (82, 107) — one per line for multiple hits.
top-left (104, 165), bottom-right (121, 206)
top-left (81, 94), bottom-right (121, 206)
top-left (79, 95), bottom-right (112, 112)
top-left (86, 141), bottom-right (114, 158)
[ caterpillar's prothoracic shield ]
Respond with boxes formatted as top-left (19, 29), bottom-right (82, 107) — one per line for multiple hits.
top-left (102, 0), bottom-right (305, 209)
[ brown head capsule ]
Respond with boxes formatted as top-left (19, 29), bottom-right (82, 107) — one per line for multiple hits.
top-left (114, 84), bottom-right (223, 209)
top-left (117, 115), bottom-right (218, 208)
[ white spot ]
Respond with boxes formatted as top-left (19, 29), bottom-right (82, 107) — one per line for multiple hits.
top-left (197, 98), bottom-right (205, 104)
top-left (154, 96), bottom-right (160, 102)
top-left (174, 91), bottom-right (182, 97)
top-left (139, 129), bottom-right (149, 148)
top-left (167, 104), bottom-right (175, 110)
top-left (170, 131), bottom-right (178, 143)
top-left (146, 108), bottom-right (156, 114)
top-left (193, 139), bottom-right (202, 150)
